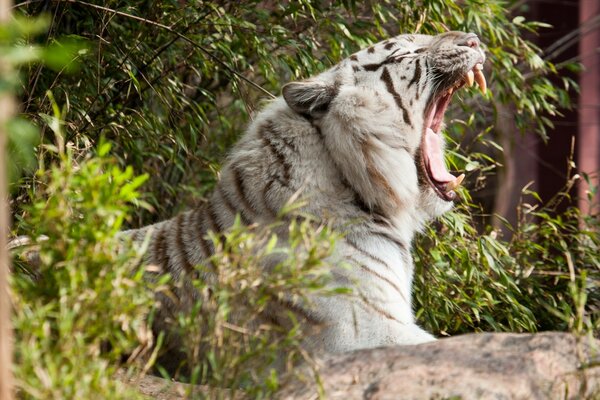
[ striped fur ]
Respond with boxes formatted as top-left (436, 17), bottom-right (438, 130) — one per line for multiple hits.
top-left (129, 32), bottom-right (486, 353)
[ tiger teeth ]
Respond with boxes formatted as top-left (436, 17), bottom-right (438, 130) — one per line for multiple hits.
top-left (465, 70), bottom-right (475, 87)
top-left (445, 173), bottom-right (465, 192)
top-left (474, 68), bottom-right (487, 94)
top-left (475, 63), bottom-right (483, 71)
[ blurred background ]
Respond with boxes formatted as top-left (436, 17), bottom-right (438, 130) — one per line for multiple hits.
top-left (494, 0), bottom-right (599, 230)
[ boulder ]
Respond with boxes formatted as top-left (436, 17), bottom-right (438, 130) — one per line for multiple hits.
top-left (279, 332), bottom-right (600, 400)
top-left (126, 332), bottom-right (600, 399)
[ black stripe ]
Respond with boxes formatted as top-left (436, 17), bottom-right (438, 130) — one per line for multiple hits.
top-left (276, 298), bottom-right (323, 325)
top-left (261, 179), bottom-right (279, 218)
top-left (358, 294), bottom-right (401, 323)
top-left (215, 184), bottom-right (237, 220)
top-left (313, 124), bottom-right (324, 139)
top-left (384, 41), bottom-right (396, 50)
top-left (230, 165), bottom-right (259, 217)
top-left (380, 67), bottom-right (412, 127)
top-left (371, 212), bottom-right (392, 227)
top-left (260, 311), bottom-right (285, 329)
top-left (408, 59), bottom-right (422, 99)
top-left (345, 237), bottom-right (391, 270)
top-left (175, 213), bottom-right (194, 274)
top-left (195, 207), bottom-right (213, 258)
top-left (259, 127), bottom-right (292, 184)
top-left (205, 200), bottom-right (222, 234)
top-left (444, 53), bottom-right (469, 63)
top-left (131, 229), bottom-right (142, 242)
top-left (362, 58), bottom-right (395, 71)
top-left (153, 227), bottom-right (169, 273)
top-left (217, 184), bottom-right (252, 225)
top-left (264, 121), bottom-right (297, 153)
top-left (339, 175), bottom-right (371, 213)
top-left (361, 53), bottom-right (411, 72)
top-left (279, 134), bottom-right (297, 153)
top-left (348, 257), bottom-right (407, 303)
top-left (363, 62), bottom-right (384, 72)
top-left (370, 229), bottom-right (407, 253)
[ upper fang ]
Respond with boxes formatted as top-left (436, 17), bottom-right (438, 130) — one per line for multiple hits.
top-left (474, 69), bottom-right (487, 94)
top-left (465, 70), bottom-right (475, 87)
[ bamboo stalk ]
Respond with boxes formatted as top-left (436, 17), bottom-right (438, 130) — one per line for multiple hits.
top-left (0, 0), bottom-right (15, 399)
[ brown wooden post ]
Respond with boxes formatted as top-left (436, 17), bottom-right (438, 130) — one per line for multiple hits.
top-left (0, 0), bottom-right (15, 399)
top-left (578, 0), bottom-right (600, 215)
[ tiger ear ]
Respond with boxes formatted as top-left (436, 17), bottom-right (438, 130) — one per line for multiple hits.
top-left (282, 80), bottom-right (338, 116)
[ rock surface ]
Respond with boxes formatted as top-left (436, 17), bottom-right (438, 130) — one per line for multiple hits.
top-left (280, 332), bottom-right (600, 400)
top-left (126, 332), bottom-right (600, 399)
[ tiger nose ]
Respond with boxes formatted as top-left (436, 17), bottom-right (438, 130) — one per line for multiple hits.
top-left (457, 33), bottom-right (480, 49)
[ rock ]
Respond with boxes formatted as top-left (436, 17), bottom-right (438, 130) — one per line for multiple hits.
top-left (117, 369), bottom-right (239, 399)
top-left (125, 332), bottom-right (600, 399)
top-left (279, 332), bottom-right (600, 400)
top-left (116, 369), bottom-right (189, 399)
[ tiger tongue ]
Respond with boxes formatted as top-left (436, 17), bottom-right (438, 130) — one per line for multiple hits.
top-left (424, 128), bottom-right (456, 184)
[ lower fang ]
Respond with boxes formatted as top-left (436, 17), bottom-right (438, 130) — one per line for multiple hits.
top-left (445, 173), bottom-right (465, 192)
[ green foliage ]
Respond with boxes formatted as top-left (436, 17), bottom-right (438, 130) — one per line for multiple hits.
top-left (167, 216), bottom-right (338, 398)
top-left (414, 198), bottom-right (600, 336)
top-left (12, 147), bottom-right (153, 399)
top-left (1, 17), bottom-right (44, 186)
top-left (11, 145), bottom-right (338, 398)
top-left (1, 15), bottom-right (86, 188)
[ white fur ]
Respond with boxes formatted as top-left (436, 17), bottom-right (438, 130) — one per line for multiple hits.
top-left (135, 32), bottom-right (485, 355)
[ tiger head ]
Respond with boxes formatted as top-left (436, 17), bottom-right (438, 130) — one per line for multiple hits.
top-left (282, 31), bottom-right (486, 222)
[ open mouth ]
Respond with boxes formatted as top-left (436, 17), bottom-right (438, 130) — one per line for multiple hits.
top-left (421, 63), bottom-right (487, 201)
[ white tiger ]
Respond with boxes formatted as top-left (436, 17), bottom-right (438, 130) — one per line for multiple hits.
top-left (129, 31), bottom-right (487, 354)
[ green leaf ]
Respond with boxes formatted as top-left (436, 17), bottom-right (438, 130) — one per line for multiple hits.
top-left (7, 117), bottom-right (39, 186)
